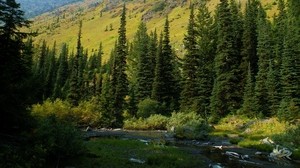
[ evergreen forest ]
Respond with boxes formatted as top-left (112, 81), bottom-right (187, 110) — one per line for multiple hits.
top-left (1, 0), bottom-right (300, 167)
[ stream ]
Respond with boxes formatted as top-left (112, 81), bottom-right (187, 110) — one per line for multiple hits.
top-left (83, 129), bottom-right (300, 168)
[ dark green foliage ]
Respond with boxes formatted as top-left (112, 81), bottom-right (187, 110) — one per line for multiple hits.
top-left (68, 21), bottom-right (83, 106)
top-left (53, 43), bottom-right (69, 99)
top-left (152, 16), bottom-right (180, 113)
top-left (180, 6), bottom-right (199, 111)
top-left (278, 0), bottom-right (300, 120)
top-left (109, 4), bottom-right (128, 127)
top-left (194, 2), bottom-right (216, 116)
top-left (266, 60), bottom-right (280, 115)
top-left (136, 22), bottom-right (153, 100)
top-left (254, 6), bottom-right (273, 117)
top-left (167, 112), bottom-right (211, 140)
top-left (240, 65), bottom-right (255, 116)
top-left (137, 98), bottom-right (162, 118)
top-left (0, 0), bottom-right (33, 133)
top-left (210, 0), bottom-right (241, 120)
top-left (240, 0), bottom-right (259, 92)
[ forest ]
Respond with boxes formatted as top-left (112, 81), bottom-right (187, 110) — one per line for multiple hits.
top-left (0, 0), bottom-right (300, 167)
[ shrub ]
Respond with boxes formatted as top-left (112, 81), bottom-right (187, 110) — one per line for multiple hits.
top-left (124, 114), bottom-right (168, 130)
top-left (33, 115), bottom-right (85, 162)
top-left (167, 112), bottom-right (211, 140)
top-left (273, 124), bottom-right (300, 149)
top-left (137, 98), bottom-right (161, 118)
top-left (31, 98), bottom-right (109, 127)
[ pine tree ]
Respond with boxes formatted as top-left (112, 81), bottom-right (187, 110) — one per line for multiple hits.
top-left (267, 60), bottom-right (279, 115)
top-left (53, 43), bottom-right (69, 99)
top-left (68, 21), bottom-right (83, 105)
top-left (239, 0), bottom-right (259, 90)
top-left (180, 5), bottom-right (199, 112)
top-left (195, 2), bottom-right (216, 116)
top-left (278, 0), bottom-right (300, 120)
top-left (110, 4), bottom-right (128, 127)
top-left (152, 17), bottom-right (179, 113)
top-left (0, 0), bottom-right (32, 132)
top-left (44, 41), bottom-right (57, 99)
top-left (135, 22), bottom-right (150, 100)
top-left (240, 64), bottom-right (255, 116)
top-left (210, 0), bottom-right (241, 120)
top-left (254, 6), bottom-right (272, 117)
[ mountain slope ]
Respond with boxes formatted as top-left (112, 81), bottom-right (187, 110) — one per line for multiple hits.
top-left (17, 0), bottom-right (83, 18)
top-left (27, 0), bottom-right (277, 61)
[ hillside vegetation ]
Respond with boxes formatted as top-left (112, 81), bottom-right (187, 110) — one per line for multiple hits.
top-left (28, 0), bottom-right (277, 60)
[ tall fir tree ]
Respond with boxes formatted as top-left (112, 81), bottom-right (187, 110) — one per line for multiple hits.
top-left (240, 64), bottom-right (255, 116)
top-left (136, 22), bottom-right (153, 101)
top-left (68, 21), bottom-right (83, 105)
top-left (110, 4), bottom-right (128, 127)
top-left (210, 0), bottom-right (241, 120)
top-left (254, 6), bottom-right (273, 117)
top-left (239, 0), bottom-right (259, 90)
top-left (44, 41), bottom-right (57, 99)
top-left (152, 16), bottom-right (179, 113)
top-left (195, 1), bottom-right (216, 116)
top-left (278, 0), bottom-right (300, 120)
top-left (53, 43), bottom-right (69, 99)
top-left (0, 0), bottom-right (32, 132)
top-left (180, 5), bottom-right (199, 112)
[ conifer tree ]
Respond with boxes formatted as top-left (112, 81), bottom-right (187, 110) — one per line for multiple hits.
top-left (136, 22), bottom-right (154, 101)
top-left (53, 43), bottom-right (69, 99)
top-left (210, 0), bottom-right (241, 120)
top-left (0, 0), bottom-right (32, 132)
top-left (240, 64), bottom-right (255, 116)
top-left (278, 0), bottom-right (300, 120)
top-left (195, 2), bottom-right (216, 116)
top-left (68, 21), bottom-right (83, 105)
top-left (45, 42), bottom-right (57, 99)
top-left (110, 4), bottom-right (128, 127)
top-left (239, 0), bottom-right (259, 89)
top-left (254, 6), bottom-right (272, 117)
top-left (267, 60), bottom-right (279, 115)
top-left (152, 17), bottom-right (179, 113)
top-left (181, 5), bottom-right (199, 112)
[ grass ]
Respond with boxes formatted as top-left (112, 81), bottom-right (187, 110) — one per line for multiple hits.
top-left (65, 138), bottom-right (205, 168)
top-left (26, 0), bottom-right (278, 61)
top-left (211, 115), bottom-right (300, 159)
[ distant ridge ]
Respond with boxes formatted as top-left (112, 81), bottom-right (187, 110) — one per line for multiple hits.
top-left (17, 0), bottom-right (83, 18)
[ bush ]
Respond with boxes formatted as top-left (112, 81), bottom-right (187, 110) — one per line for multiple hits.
top-left (273, 124), bottom-right (300, 149)
top-left (33, 115), bottom-right (85, 162)
top-left (124, 114), bottom-right (168, 130)
top-left (31, 98), bottom-right (109, 127)
top-left (137, 98), bottom-right (161, 118)
top-left (151, 1), bottom-right (166, 12)
top-left (167, 112), bottom-right (211, 140)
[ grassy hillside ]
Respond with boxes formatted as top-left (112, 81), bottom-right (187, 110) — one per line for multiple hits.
top-left (28, 0), bottom-right (278, 61)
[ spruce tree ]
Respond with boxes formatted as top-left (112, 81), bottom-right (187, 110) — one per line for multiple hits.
top-left (136, 22), bottom-right (153, 101)
top-left (278, 0), bottom-right (300, 120)
top-left (254, 6), bottom-right (272, 117)
top-left (110, 4), bottom-right (128, 127)
top-left (53, 43), bottom-right (69, 99)
top-left (45, 41), bottom-right (57, 99)
top-left (210, 0), bottom-right (241, 120)
top-left (68, 21), bottom-right (83, 105)
top-left (152, 17), bottom-right (179, 113)
top-left (239, 0), bottom-right (259, 89)
top-left (240, 64), bottom-right (255, 116)
top-left (195, 2), bottom-right (216, 116)
top-left (0, 0), bottom-right (32, 132)
top-left (180, 5), bottom-right (199, 112)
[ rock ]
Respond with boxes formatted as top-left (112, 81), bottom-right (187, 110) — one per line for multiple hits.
top-left (213, 145), bottom-right (223, 150)
top-left (209, 163), bottom-right (223, 168)
top-left (269, 145), bottom-right (292, 160)
top-left (129, 158), bottom-right (145, 164)
top-left (225, 151), bottom-right (240, 159)
top-left (260, 137), bottom-right (275, 145)
top-left (85, 126), bottom-right (92, 132)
